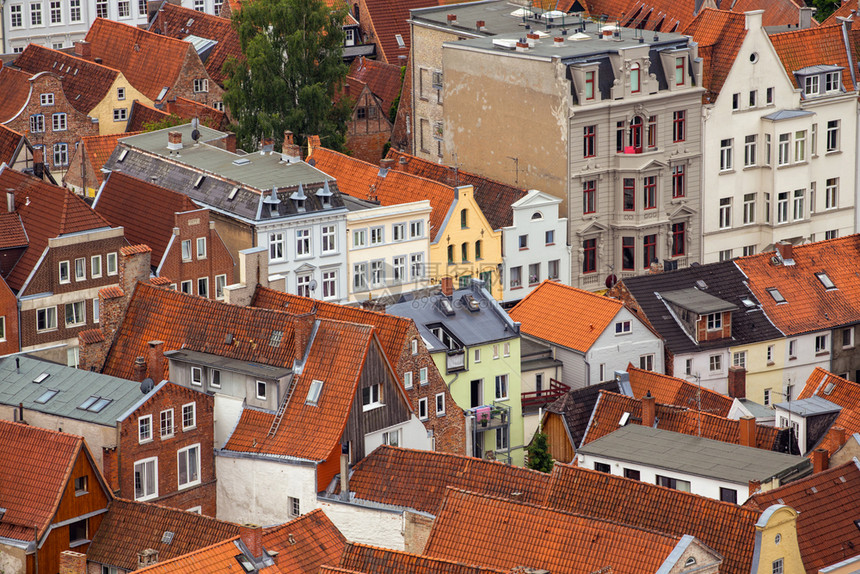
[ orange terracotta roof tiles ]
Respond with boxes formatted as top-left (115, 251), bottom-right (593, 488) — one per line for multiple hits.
top-left (769, 24), bottom-right (854, 93)
top-left (166, 97), bottom-right (228, 130)
top-left (340, 445), bottom-right (551, 515)
top-left (745, 460), bottom-right (860, 574)
top-left (731, 0), bottom-right (816, 27)
top-left (735, 236), bottom-right (860, 336)
top-left (0, 66), bottom-right (31, 122)
top-left (78, 131), bottom-right (144, 185)
top-left (13, 43), bottom-right (120, 115)
top-left (626, 365), bottom-right (734, 416)
top-left (224, 318), bottom-right (375, 461)
top-left (509, 280), bottom-right (624, 353)
top-left (263, 509), bottom-right (346, 574)
top-left (136, 536), bottom-right (283, 574)
top-left (102, 283), bottom-right (306, 380)
top-left (798, 368), bottom-right (860, 439)
top-left (347, 57), bottom-right (403, 114)
top-left (544, 464), bottom-right (761, 574)
top-left (85, 18), bottom-right (194, 101)
top-left (95, 171), bottom-right (199, 267)
top-left (126, 101), bottom-right (172, 132)
top-left (87, 498), bottom-right (239, 571)
top-left (385, 149), bottom-right (527, 230)
top-left (0, 212), bottom-right (27, 250)
top-left (0, 123), bottom-right (25, 166)
top-left (683, 9), bottom-right (747, 102)
top-left (0, 420), bottom-right (85, 542)
top-left (320, 568), bottom-right (365, 574)
top-left (425, 489), bottom-right (685, 574)
top-left (360, 0), bottom-right (437, 64)
top-left (339, 542), bottom-right (507, 574)
top-left (308, 146), bottom-right (454, 241)
top-left (0, 168), bottom-right (113, 291)
top-left (582, 390), bottom-right (785, 450)
top-left (822, 0), bottom-right (857, 26)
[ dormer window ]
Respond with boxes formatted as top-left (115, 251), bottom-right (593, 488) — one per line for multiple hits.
top-left (804, 75), bottom-right (819, 97)
top-left (585, 70), bottom-right (595, 100)
top-left (825, 71), bottom-right (841, 93)
top-left (675, 56), bottom-right (685, 86)
top-left (631, 63), bottom-right (641, 93)
top-left (706, 313), bottom-right (722, 330)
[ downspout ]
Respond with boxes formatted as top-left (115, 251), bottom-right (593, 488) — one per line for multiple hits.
top-left (17, 297), bottom-right (22, 355)
top-left (1, 2), bottom-right (7, 56)
top-left (841, 18), bottom-right (857, 91)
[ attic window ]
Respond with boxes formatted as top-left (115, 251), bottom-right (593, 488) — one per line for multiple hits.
top-left (117, 149), bottom-right (129, 162)
top-left (815, 272), bottom-right (836, 290)
top-left (193, 175), bottom-right (205, 188)
top-left (395, 34), bottom-right (405, 48)
top-left (270, 330), bottom-right (283, 347)
top-left (824, 382), bottom-right (835, 395)
top-left (685, 557), bottom-right (697, 567)
top-left (161, 531), bottom-right (174, 544)
top-left (695, 280), bottom-right (708, 290)
top-left (619, 412), bottom-right (631, 426)
top-left (235, 555), bottom-right (255, 573)
top-left (306, 380), bottom-right (324, 405)
top-left (228, 187), bottom-right (239, 200)
top-left (741, 298), bottom-right (756, 309)
top-left (33, 372), bottom-right (50, 384)
top-left (767, 288), bottom-right (786, 303)
top-left (35, 389), bottom-right (59, 404)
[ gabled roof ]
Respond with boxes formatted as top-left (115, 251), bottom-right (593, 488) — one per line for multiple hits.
top-left (822, 0), bottom-right (857, 26)
top-left (360, 0), bottom-right (437, 64)
top-left (0, 167), bottom-right (113, 291)
top-left (618, 260), bottom-right (781, 354)
top-left (77, 131), bottom-right (144, 186)
top-left (544, 464), bottom-right (762, 574)
top-left (87, 498), bottom-right (240, 571)
top-left (13, 43), bottom-right (120, 115)
top-left (735, 236), bottom-right (860, 336)
top-left (308, 145), bottom-right (454, 240)
top-left (0, 420), bottom-right (88, 542)
top-left (339, 542), bottom-right (507, 574)
top-left (510, 280), bottom-right (624, 353)
top-left (263, 509), bottom-right (347, 574)
top-left (745, 461), bottom-right (860, 574)
top-left (222, 319), bottom-right (376, 462)
top-left (102, 283), bottom-right (306, 380)
top-left (385, 149), bottom-right (527, 231)
top-left (798, 368), bottom-right (860, 438)
top-left (135, 536), bottom-right (283, 574)
top-left (627, 366), bottom-right (734, 416)
top-left (84, 18), bottom-right (194, 101)
top-left (582, 390), bottom-right (787, 451)
top-left (769, 24), bottom-right (855, 93)
top-left (0, 67), bottom-right (31, 122)
top-left (165, 97), bottom-right (227, 129)
top-left (545, 380), bottom-right (622, 449)
top-left (94, 171), bottom-right (199, 267)
top-left (126, 101), bottom-right (172, 132)
top-left (338, 445), bottom-right (551, 515)
top-left (682, 10), bottom-right (748, 102)
top-left (0, 124), bottom-right (26, 166)
top-left (347, 57), bottom-right (402, 114)
top-left (424, 489), bottom-right (686, 574)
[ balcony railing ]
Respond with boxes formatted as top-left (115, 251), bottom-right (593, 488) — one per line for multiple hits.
top-left (446, 349), bottom-right (465, 373)
top-left (521, 378), bottom-right (570, 412)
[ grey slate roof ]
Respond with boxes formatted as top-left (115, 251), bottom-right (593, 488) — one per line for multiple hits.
top-left (578, 425), bottom-right (810, 484)
top-left (619, 261), bottom-right (783, 355)
top-left (0, 355), bottom-right (144, 426)
top-left (774, 396), bottom-right (842, 417)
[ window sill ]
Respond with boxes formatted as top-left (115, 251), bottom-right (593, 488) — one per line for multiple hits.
top-left (546, 243), bottom-right (555, 247)
top-left (816, 351), bottom-right (830, 356)
top-left (178, 480), bottom-right (202, 491)
top-left (182, 425), bottom-right (196, 432)
top-left (825, 150), bottom-right (842, 156)
top-left (69, 539), bottom-right (91, 549)
top-left (362, 403), bottom-right (384, 412)
top-left (767, 361), bottom-right (775, 366)
top-left (161, 433), bottom-right (175, 440)
top-left (74, 490), bottom-right (89, 497)
top-left (139, 438), bottom-right (153, 445)
top-left (788, 356), bottom-right (797, 361)
top-left (718, 169), bottom-right (736, 175)
top-left (510, 286), bottom-right (523, 290)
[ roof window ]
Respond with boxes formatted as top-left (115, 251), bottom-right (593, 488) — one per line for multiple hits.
top-left (823, 382), bottom-right (835, 395)
top-left (815, 272), bottom-right (836, 290)
top-left (228, 187), bottom-right (239, 200)
top-left (741, 298), bottom-right (756, 309)
top-left (695, 280), bottom-right (708, 290)
top-left (437, 298), bottom-right (455, 316)
top-left (161, 531), bottom-right (174, 544)
top-left (395, 34), bottom-right (405, 48)
top-left (193, 175), bottom-right (205, 188)
top-left (619, 412), bottom-right (630, 426)
top-left (35, 389), bottom-right (58, 404)
top-left (232, 158), bottom-right (251, 166)
top-left (78, 395), bottom-right (113, 413)
top-left (33, 372), bottom-right (50, 384)
top-left (270, 330), bottom-right (283, 347)
top-left (306, 380), bottom-right (324, 405)
top-left (117, 149), bottom-right (129, 162)
top-left (767, 288), bottom-right (786, 303)
top-left (235, 555), bottom-right (255, 573)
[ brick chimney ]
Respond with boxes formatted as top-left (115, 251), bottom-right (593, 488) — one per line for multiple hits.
top-left (738, 415), bottom-right (756, 447)
top-left (641, 391), bottom-right (656, 427)
top-left (440, 276), bottom-right (453, 297)
top-left (749, 479), bottom-right (761, 496)
top-left (812, 448), bottom-right (829, 473)
top-left (447, 13), bottom-right (457, 24)
top-left (33, 147), bottom-right (45, 179)
top-left (775, 241), bottom-right (793, 262)
top-left (728, 366), bottom-right (746, 399)
top-left (832, 426), bottom-right (846, 447)
top-left (476, 20), bottom-right (486, 31)
top-left (73, 40), bottom-right (91, 58)
top-left (292, 313), bottom-right (316, 362)
top-left (120, 245), bottom-right (152, 303)
top-left (60, 551), bottom-right (87, 574)
top-left (147, 340), bottom-right (165, 383)
top-left (379, 158), bottom-right (395, 172)
top-left (167, 131), bottom-right (182, 151)
top-left (239, 524), bottom-right (264, 561)
top-left (137, 549), bottom-right (158, 570)
top-left (132, 356), bottom-right (147, 382)
top-left (282, 130), bottom-right (302, 162)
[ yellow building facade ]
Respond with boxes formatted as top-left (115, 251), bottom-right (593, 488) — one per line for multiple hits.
top-left (89, 74), bottom-right (151, 135)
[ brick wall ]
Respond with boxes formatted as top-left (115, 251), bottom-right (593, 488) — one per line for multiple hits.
top-left (0, 278), bottom-right (19, 355)
top-left (695, 310), bottom-right (732, 343)
top-left (346, 88), bottom-right (392, 163)
top-left (168, 48), bottom-right (226, 111)
top-left (117, 382), bottom-right (217, 516)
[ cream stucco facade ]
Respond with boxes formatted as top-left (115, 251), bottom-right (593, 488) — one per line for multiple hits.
top-left (89, 75), bottom-right (152, 135)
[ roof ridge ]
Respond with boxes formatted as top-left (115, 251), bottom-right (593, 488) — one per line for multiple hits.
top-left (627, 365), bottom-right (730, 400)
top-left (21, 42), bottom-right (123, 75)
top-left (769, 21), bottom-right (843, 38)
top-left (256, 286), bottom-right (411, 326)
top-left (0, 417), bottom-right (86, 442)
top-left (110, 495), bottom-right (238, 525)
top-left (263, 507), bottom-right (327, 533)
top-left (351, 444), bottom-right (551, 477)
top-left (92, 16), bottom-right (195, 49)
top-left (343, 541), bottom-right (507, 572)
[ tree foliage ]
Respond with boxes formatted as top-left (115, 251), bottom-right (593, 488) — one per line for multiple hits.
top-left (223, 0), bottom-right (352, 152)
top-left (809, 0), bottom-right (840, 22)
top-left (526, 431), bottom-right (554, 473)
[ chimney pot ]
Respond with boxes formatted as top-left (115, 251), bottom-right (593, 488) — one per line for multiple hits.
top-left (239, 524), bottom-right (264, 561)
top-left (728, 366), bottom-right (747, 399)
top-left (132, 356), bottom-right (147, 383)
top-left (641, 390), bottom-right (656, 427)
top-left (167, 131), bottom-right (182, 151)
top-left (440, 276), bottom-right (454, 297)
top-left (832, 426), bottom-right (846, 447)
top-left (739, 415), bottom-right (756, 447)
top-left (515, 41), bottom-right (529, 51)
top-left (775, 241), bottom-right (793, 262)
top-left (476, 20), bottom-right (486, 30)
top-left (379, 158), bottom-right (395, 170)
top-left (447, 13), bottom-right (457, 23)
top-left (137, 549), bottom-right (159, 570)
top-left (812, 448), bottom-right (829, 473)
top-left (340, 443), bottom-right (350, 501)
top-left (554, 36), bottom-right (564, 44)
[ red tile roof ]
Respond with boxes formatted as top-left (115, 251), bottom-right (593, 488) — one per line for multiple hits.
top-left (339, 542), bottom-right (507, 574)
top-left (165, 97), bottom-right (228, 130)
top-left (102, 283), bottom-right (307, 380)
top-left (0, 420), bottom-right (86, 542)
top-left (745, 461), bottom-right (860, 573)
top-left (0, 212), bottom-right (27, 250)
top-left (153, 2), bottom-right (241, 86)
top-left (95, 171), bottom-right (199, 267)
top-left (0, 66), bottom-right (31, 122)
top-left (78, 131), bottom-right (144, 185)
top-left (769, 24), bottom-right (854, 93)
top-left (0, 122), bottom-right (25, 166)
top-left (340, 445), bottom-right (552, 515)
top-left (510, 280), bottom-right (624, 353)
top-left (136, 537), bottom-right (283, 574)
top-left (425, 489), bottom-right (685, 574)
top-left (13, 43), bottom-right (121, 115)
top-left (734, 236), bottom-right (860, 336)
top-left (223, 318), bottom-right (377, 461)
top-left (543, 464), bottom-right (762, 574)
top-left (0, 168), bottom-right (113, 291)
top-left (626, 365), bottom-right (734, 416)
top-left (87, 498), bottom-right (239, 571)
top-left (126, 101), bottom-right (172, 132)
top-left (347, 57), bottom-right (403, 115)
top-left (683, 9), bottom-right (747, 103)
top-left (385, 149), bottom-right (527, 230)
top-left (822, 0), bottom-right (857, 25)
top-left (308, 145), bottom-right (454, 241)
top-left (85, 18), bottom-right (194, 101)
top-left (360, 0), bottom-right (437, 64)
top-left (582, 390), bottom-right (784, 450)
top-left (263, 509), bottom-right (347, 574)
top-left (798, 368), bottom-right (860, 440)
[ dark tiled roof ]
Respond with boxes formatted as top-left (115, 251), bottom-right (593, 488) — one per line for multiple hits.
top-left (769, 25), bottom-right (854, 92)
top-left (339, 542), bottom-right (507, 574)
top-left (360, 0), bottom-right (437, 64)
top-left (94, 171), bottom-right (199, 267)
top-left (545, 380), bottom-right (622, 448)
top-left (0, 67), bottom-right (31, 122)
top-left (385, 149), bottom-right (527, 230)
top-left (618, 260), bottom-right (782, 354)
top-left (745, 461), bottom-right (860, 574)
top-left (347, 57), bottom-right (402, 114)
top-left (87, 498), bottom-right (239, 571)
top-left (683, 9), bottom-right (747, 103)
top-left (264, 509), bottom-right (347, 574)
top-left (627, 366), bottom-right (734, 416)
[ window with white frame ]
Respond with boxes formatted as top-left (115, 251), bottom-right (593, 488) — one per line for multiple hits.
top-left (118, 0), bottom-right (130, 16)
top-left (181, 239), bottom-right (192, 261)
top-left (197, 277), bottom-right (209, 298)
top-left (352, 229), bottom-right (367, 247)
top-left (91, 255), bottom-right (102, 278)
top-left (764, 388), bottom-right (772, 406)
top-left (777, 192), bottom-right (789, 223)
top-left (804, 75), bottom-right (819, 96)
top-left (615, 320), bottom-right (631, 334)
top-left (107, 252), bottom-right (117, 275)
top-left (177, 444), bottom-right (200, 488)
top-left (10, 5), bottom-right (23, 28)
top-left (794, 130), bottom-right (806, 162)
top-left (180, 280), bottom-right (192, 294)
top-left (191, 367), bottom-right (203, 386)
top-left (826, 120), bottom-right (840, 151)
top-left (719, 139), bottom-right (733, 171)
top-left (370, 260), bottom-right (384, 286)
top-left (793, 189), bottom-right (805, 220)
top-left (134, 457), bottom-right (157, 500)
top-left (297, 274), bottom-right (311, 297)
top-left (410, 253), bottom-right (424, 279)
top-left (706, 312), bottom-right (722, 330)
top-left (778, 133), bottom-right (790, 165)
top-left (0, 316), bottom-right (5, 342)
top-left (410, 220), bottom-right (423, 238)
top-left (210, 369), bottom-right (221, 388)
top-left (495, 374), bottom-right (508, 400)
top-left (392, 256), bottom-right (406, 283)
top-left (93, 298), bottom-right (99, 323)
top-left (322, 270), bottom-right (337, 299)
top-left (496, 426), bottom-right (509, 450)
top-left (825, 71), bottom-right (840, 92)
top-left (353, 263), bottom-right (367, 290)
top-left (733, 351), bottom-right (747, 368)
top-left (744, 135), bottom-right (756, 166)
top-left (74, 257), bottom-right (85, 280)
top-left (65, 301), bottom-right (85, 327)
top-left (37, 307), bottom-right (57, 332)
top-left (743, 193), bottom-right (755, 224)
top-left (269, 232), bottom-right (285, 260)
top-left (256, 380), bottom-right (267, 400)
top-left (639, 354), bottom-right (654, 370)
top-left (393, 223), bottom-right (405, 241)
top-left (196, 237), bottom-right (206, 258)
top-left (419, 367), bottom-right (428, 385)
top-left (59, 260), bottom-right (70, 283)
top-left (193, 78), bottom-right (209, 93)
top-left (788, 339), bottom-right (797, 358)
top-left (370, 226), bottom-right (384, 245)
top-left (70, 0), bottom-right (81, 21)
top-left (773, 559), bottom-right (784, 574)
top-left (182, 402), bottom-right (196, 429)
top-left (825, 178), bottom-right (838, 209)
top-left (52, 113), bottom-right (67, 131)
top-left (709, 354), bottom-right (722, 372)
top-left (362, 383), bottom-right (382, 410)
top-left (382, 429), bottom-right (399, 446)
top-left (288, 496), bottom-right (301, 518)
top-left (411, 339), bottom-right (418, 355)
top-left (215, 274), bottom-right (227, 299)
top-left (138, 415), bottom-right (152, 443)
top-left (296, 228), bottom-right (310, 256)
top-left (321, 225), bottom-right (336, 253)
top-left (53, 143), bottom-right (68, 166)
top-left (30, 114), bottom-right (44, 133)
top-left (160, 409), bottom-right (174, 438)
top-left (719, 198), bottom-right (731, 229)
top-left (30, 2), bottom-right (43, 25)
top-left (815, 334), bottom-right (828, 353)
top-left (113, 108), bottom-right (128, 122)
top-left (404, 371), bottom-right (413, 389)
top-left (418, 397), bottom-right (428, 420)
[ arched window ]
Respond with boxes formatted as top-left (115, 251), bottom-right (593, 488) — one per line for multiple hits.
top-left (460, 208), bottom-right (468, 229)
top-left (631, 63), bottom-right (641, 93)
top-left (531, 211), bottom-right (543, 220)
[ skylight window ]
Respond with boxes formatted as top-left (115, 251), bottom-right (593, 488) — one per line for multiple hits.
top-left (815, 272), bottom-right (836, 290)
top-left (232, 158), bottom-right (251, 166)
top-left (161, 531), bottom-right (174, 544)
top-left (741, 298), bottom-right (756, 309)
top-left (767, 288), bottom-right (786, 303)
top-left (33, 373), bottom-right (50, 384)
top-left (619, 412), bottom-right (630, 426)
top-left (270, 330), bottom-right (283, 347)
top-left (78, 396), bottom-right (112, 412)
top-left (35, 389), bottom-right (58, 404)
top-left (438, 298), bottom-right (455, 316)
top-left (695, 280), bottom-right (708, 290)
top-left (228, 187), bottom-right (239, 200)
top-left (117, 149), bottom-right (129, 162)
top-left (395, 34), bottom-right (405, 48)
top-left (824, 382), bottom-right (835, 395)
top-left (193, 175), bottom-right (205, 188)
top-left (306, 380), bottom-right (324, 405)
top-left (235, 555), bottom-right (255, 573)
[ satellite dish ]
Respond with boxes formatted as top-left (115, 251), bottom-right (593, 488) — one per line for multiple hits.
top-left (308, 158), bottom-right (316, 167)
top-left (605, 274), bottom-right (617, 289)
top-left (191, 129), bottom-right (200, 142)
top-left (309, 279), bottom-right (318, 292)
top-left (140, 377), bottom-right (155, 394)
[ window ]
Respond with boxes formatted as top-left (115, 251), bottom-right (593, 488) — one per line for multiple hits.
top-left (410, 253), bottom-right (424, 279)
top-left (825, 178), bottom-right (838, 209)
top-left (826, 229), bottom-right (838, 240)
top-left (672, 165), bottom-right (685, 198)
top-left (87, 256), bottom-right (102, 280)
top-left (370, 226), bottom-right (384, 245)
top-left (843, 328), bottom-right (854, 348)
top-left (720, 139), bottom-right (733, 171)
top-left (190, 366), bottom-right (203, 386)
top-left (643, 176), bottom-right (656, 209)
top-left (583, 239), bottom-right (597, 274)
top-left (749, 90), bottom-right (757, 107)
top-left (673, 110), bottom-right (685, 142)
top-left (815, 334), bottom-right (828, 353)
top-left (30, 114), bottom-right (45, 133)
top-left (709, 354), bottom-right (722, 372)
top-left (744, 135), bottom-right (756, 166)
top-left (193, 78), bottom-right (209, 93)
top-left (194, 0), bottom-right (204, 10)
top-left (548, 259), bottom-right (559, 280)
top-left (643, 235), bottom-right (656, 269)
top-left (197, 277), bottom-right (209, 298)
top-left (510, 266), bottom-right (522, 288)
top-left (52, 113), bottom-right (67, 131)
top-left (584, 70), bottom-right (595, 100)
top-left (777, 192), bottom-right (789, 223)
top-left (528, 263), bottom-right (540, 285)
top-left (436, 392), bottom-right (445, 415)
top-left (107, 252), bottom-right (118, 275)
top-left (180, 280), bottom-right (192, 294)
top-left (493, 345), bottom-right (500, 359)
top-left (732, 93), bottom-right (740, 110)
top-left (495, 374), bottom-right (508, 400)
top-left (622, 237), bottom-right (635, 270)
top-left (160, 409), bottom-right (174, 438)
top-left (639, 354), bottom-right (654, 370)
top-left (773, 559), bottom-right (784, 574)
top-left (518, 234), bottom-right (528, 249)
top-left (322, 270), bottom-right (337, 299)
top-left (474, 348), bottom-right (481, 362)
top-left (766, 87), bottom-right (774, 104)
top-left (475, 239), bottom-right (483, 260)
top-left (117, 0), bottom-right (130, 16)
top-left (765, 135), bottom-right (772, 166)
top-left (740, 193), bottom-right (756, 225)
top-left (418, 397), bottom-right (428, 420)
top-left (31, 2), bottom-right (42, 25)
top-left (288, 497), bottom-right (301, 518)
top-left (65, 301), bottom-right (85, 327)
top-left (461, 243), bottom-right (469, 262)
top-left (113, 108), bottom-right (128, 122)
top-left (764, 388), bottom-right (772, 406)
top-left (583, 125), bottom-right (596, 158)
top-left (404, 371), bottom-right (413, 389)
top-left (616, 120), bottom-right (626, 152)
top-left (719, 249), bottom-right (733, 262)
top-left (353, 263), bottom-right (367, 291)
top-left (268, 232), bottom-right (285, 261)
top-left (196, 237), bottom-right (206, 259)
top-left (59, 260), bottom-right (70, 283)
top-left (733, 351), bottom-right (747, 369)
top-left (615, 321), bottom-right (631, 334)
top-left (778, 133), bottom-right (790, 165)
top-left (656, 475), bottom-right (691, 492)
top-left (139, 0), bottom-right (148, 15)
top-left (48, 0), bottom-right (61, 22)
top-left (177, 445), bottom-right (200, 488)
top-left (825, 71), bottom-right (840, 92)
top-left (70, 0), bottom-right (82, 20)
top-left (74, 475), bottom-right (88, 495)
top-left (630, 63), bottom-right (641, 93)
top-left (447, 245), bottom-right (454, 264)
top-left (182, 402), bottom-right (196, 429)
top-left (496, 426), bottom-right (509, 450)
top-left (826, 120), bottom-right (840, 151)
top-left (623, 178), bottom-right (635, 211)
top-left (352, 229), bottom-right (367, 248)
top-left (767, 345), bottom-right (774, 363)
top-left (789, 339), bottom-right (797, 358)
top-left (255, 379), bottom-right (268, 400)
top-left (210, 370), bottom-right (221, 388)
top-left (36, 307), bottom-right (57, 332)
top-left (419, 367), bottom-right (428, 385)
top-left (648, 117), bottom-right (657, 149)
top-left (672, 222), bottom-right (686, 257)
top-left (69, 518), bottom-right (88, 546)
top-left (296, 228), bottom-right (310, 256)
top-left (139, 415), bottom-right (152, 443)
top-left (594, 462), bottom-right (611, 473)
top-left (719, 487), bottom-right (738, 504)
top-left (580, 179), bottom-right (597, 214)
top-left (624, 468), bottom-right (640, 480)
top-left (391, 223), bottom-right (405, 243)
top-left (793, 189), bottom-right (805, 220)
top-left (707, 313), bottom-right (722, 330)
top-left (53, 143), bottom-right (68, 167)
top-left (685, 359), bottom-right (692, 375)
top-left (794, 130), bottom-right (806, 162)
top-left (305, 380), bottom-right (323, 405)
top-left (804, 75), bottom-right (819, 96)
top-left (10, 5), bottom-right (22, 27)
top-left (215, 274), bottom-right (227, 300)
top-left (72, 258), bottom-right (85, 281)
top-left (410, 220), bottom-right (424, 238)
top-left (0, 316), bottom-right (5, 342)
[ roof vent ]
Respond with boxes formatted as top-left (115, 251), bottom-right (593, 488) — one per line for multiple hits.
top-left (695, 280), bottom-right (708, 290)
top-left (461, 294), bottom-right (480, 312)
top-left (33, 372), bottom-right (50, 384)
top-left (232, 158), bottom-right (251, 166)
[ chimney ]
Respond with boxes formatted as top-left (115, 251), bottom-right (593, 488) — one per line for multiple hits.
top-left (476, 20), bottom-right (486, 31)
top-left (775, 241), bottom-right (793, 262)
top-left (120, 245), bottom-right (152, 303)
top-left (137, 549), bottom-right (159, 570)
top-left (554, 36), bottom-right (565, 45)
top-left (440, 276), bottom-right (454, 297)
top-left (799, 6), bottom-right (814, 29)
top-left (516, 41), bottom-right (528, 52)
top-left (6, 191), bottom-right (14, 213)
top-left (33, 147), bottom-right (44, 179)
top-left (641, 391), bottom-right (655, 427)
top-left (223, 132), bottom-right (237, 153)
top-left (728, 366), bottom-right (747, 399)
top-left (749, 479), bottom-right (761, 496)
top-left (739, 415), bottom-right (756, 447)
top-left (812, 448), bottom-right (829, 473)
top-left (132, 356), bottom-right (147, 382)
top-left (281, 130), bottom-right (302, 163)
top-left (167, 131), bottom-right (182, 151)
top-left (292, 313), bottom-right (316, 362)
top-left (447, 13), bottom-right (457, 24)
top-left (60, 551), bottom-right (87, 574)
top-left (379, 158), bottom-right (394, 174)
top-left (147, 340), bottom-right (165, 383)
top-left (832, 426), bottom-right (846, 447)
top-left (261, 137), bottom-right (275, 152)
top-left (73, 40), bottom-right (91, 58)
top-left (526, 32), bottom-right (539, 47)
top-left (340, 443), bottom-right (350, 501)
top-left (649, 260), bottom-right (663, 274)
top-left (239, 524), bottom-right (264, 561)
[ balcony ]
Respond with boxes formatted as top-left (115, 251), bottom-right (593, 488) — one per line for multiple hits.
top-left (521, 378), bottom-right (570, 412)
top-left (472, 402), bottom-right (511, 432)
top-left (446, 349), bottom-right (465, 373)
top-left (611, 147), bottom-right (662, 171)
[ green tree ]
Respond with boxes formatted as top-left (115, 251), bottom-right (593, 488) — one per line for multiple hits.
top-left (809, 0), bottom-right (840, 22)
top-left (526, 431), bottom-right (554, 473)
top-left (223, 0), bottom-right (352, 152)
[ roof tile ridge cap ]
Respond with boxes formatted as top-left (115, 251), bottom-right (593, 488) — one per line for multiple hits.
top-left (96, 16), bottom-right (195, 48)
top-left (140, 536), bottom-right (242, 569)
top-left (264, 507), bottom-right (328, 533)
top-left (318, 146), bottom-right (456, 192)
top-left (552, 280), bottom-right (624, 306)
top-left (32, 43), bottom-right (123, 75)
